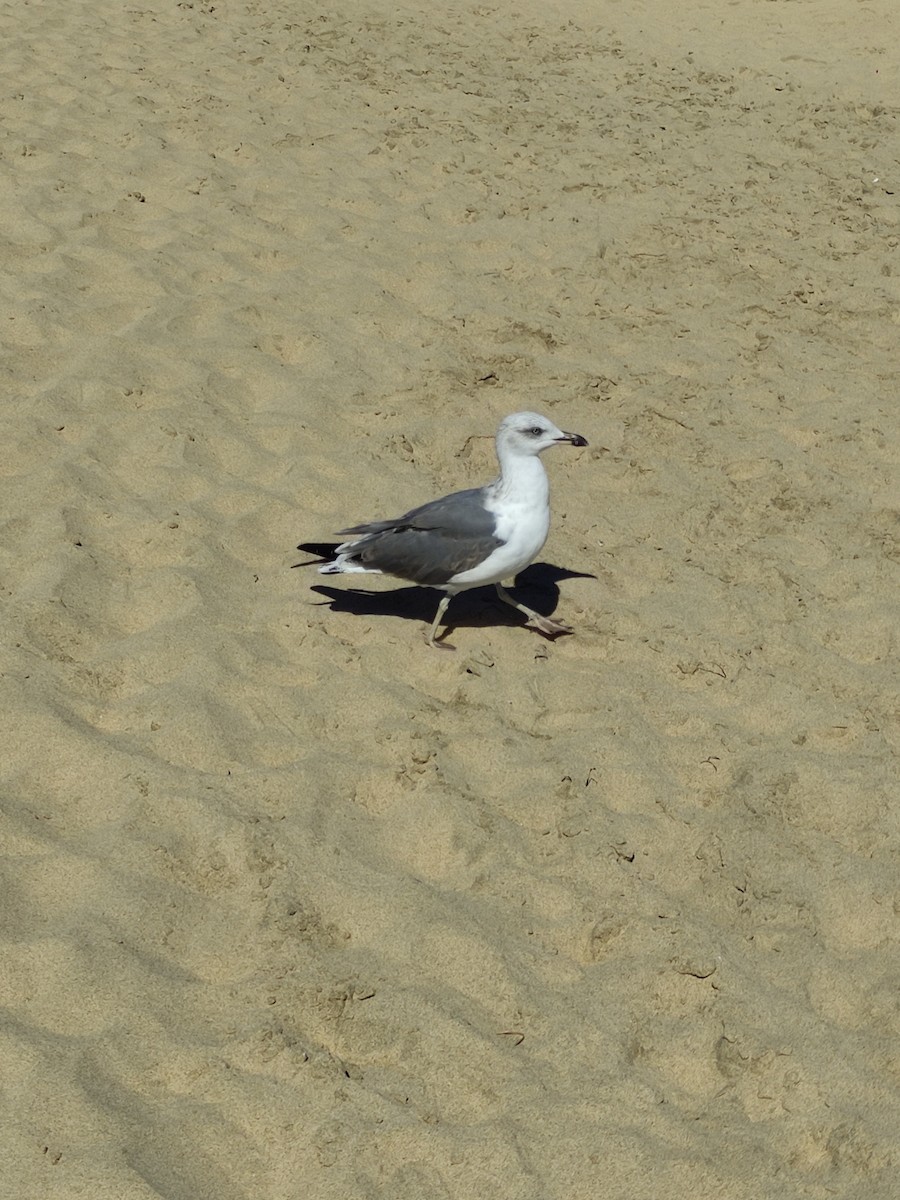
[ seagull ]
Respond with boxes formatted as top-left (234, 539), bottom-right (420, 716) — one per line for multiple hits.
top-left (302, 411), bottom-right (587, 647)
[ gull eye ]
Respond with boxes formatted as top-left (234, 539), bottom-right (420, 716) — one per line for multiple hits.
top-left (527, 426), bottom-right (543, 437)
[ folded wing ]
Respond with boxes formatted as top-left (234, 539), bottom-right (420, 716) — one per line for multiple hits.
top-left (337, 487), bottom-right (503, 586)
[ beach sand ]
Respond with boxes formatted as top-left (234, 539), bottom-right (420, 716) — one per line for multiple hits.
top-left (2, 0), bottom-right (898, 1196)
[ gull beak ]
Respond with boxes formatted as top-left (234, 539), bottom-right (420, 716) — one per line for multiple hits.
top-left (557, 431), bottom-right (588, 447)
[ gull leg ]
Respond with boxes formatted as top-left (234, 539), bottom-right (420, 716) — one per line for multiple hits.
top-left (426, 593), bottom-right (454, 649)
top-left (495, 583), bottom-right (573, 636)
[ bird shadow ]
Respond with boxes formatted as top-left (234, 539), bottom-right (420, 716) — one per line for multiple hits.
top-left (303, 561), bottom-right (595, 640)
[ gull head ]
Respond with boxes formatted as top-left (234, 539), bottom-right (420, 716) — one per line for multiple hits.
top-left (496, 411), bottom-right (588, 457)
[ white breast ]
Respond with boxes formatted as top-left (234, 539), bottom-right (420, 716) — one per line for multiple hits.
top-left (448, 493), bottom-right (550, 588)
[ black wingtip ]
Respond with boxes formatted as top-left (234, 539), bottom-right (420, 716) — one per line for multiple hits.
top-left (293, 540), bottom-right (339, 568)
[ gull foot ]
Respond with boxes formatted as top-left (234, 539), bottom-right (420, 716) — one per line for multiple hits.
top-left (426, 633), bottom-right (457, 651)
top-left (526, 613), bottom-right (573, 637)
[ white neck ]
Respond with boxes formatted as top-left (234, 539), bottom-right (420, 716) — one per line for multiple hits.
top-left (492, 445), bottom-right (550, 506)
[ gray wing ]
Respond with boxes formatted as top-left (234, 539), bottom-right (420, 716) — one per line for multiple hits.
top-left (337, 487), bottom-right (502, 586)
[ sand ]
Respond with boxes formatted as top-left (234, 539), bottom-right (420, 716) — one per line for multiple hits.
top-left (2, 0), bottom-right (898, 1196)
